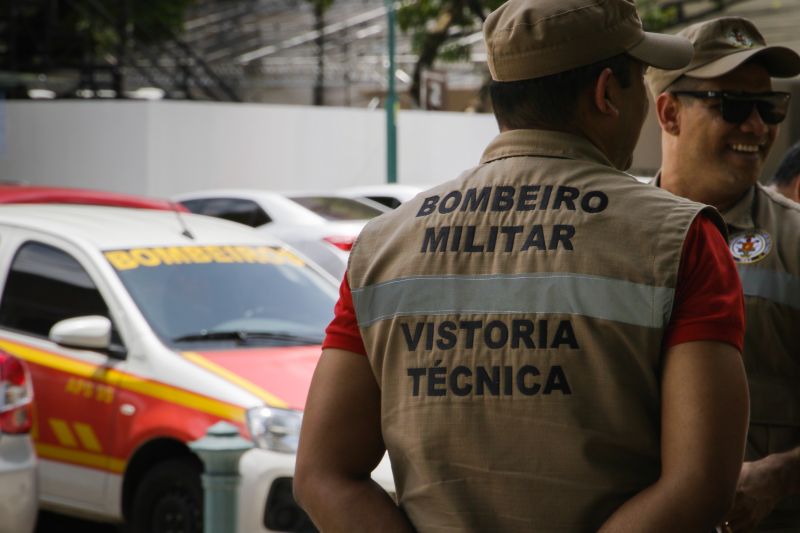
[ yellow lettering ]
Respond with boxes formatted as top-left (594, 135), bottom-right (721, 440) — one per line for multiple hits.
top-left (81, 381), bottom-right (94, 398)
top-left (277, 249), bottom-right (304, 266)
top-left (107, 246), bottom-right (302, 269)
top-left (152, 247), bottom-right (191, 265)
top-left (104, 251), bottom-right (138, 270)
top-left (222, 246), bottom-right (243, 262)
top-left (95, 385), bottom-right (115, 404)
top-left (237, 246), bottom-right (305, 266)
top-left (253, 247), bottom-right (276, 264)
top-left (205, 246), bottom-right (233, 263)
top-left (65, 378), bottom-right (81, 395)
top-left (184, 247), bottom-right (212, 264)
top-left (234, 246), bottom-right (258, 263)
top-left (130, 249), bottom-right (161, 267)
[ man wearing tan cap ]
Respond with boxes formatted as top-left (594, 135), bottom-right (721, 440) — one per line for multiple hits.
top-left (646, 16), bottom-right (800, 533)
top-left (295, 1), bottom-right (749, 531)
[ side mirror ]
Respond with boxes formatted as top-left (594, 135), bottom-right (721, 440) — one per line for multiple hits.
top-left (49, 316), bottom-right (112, 350)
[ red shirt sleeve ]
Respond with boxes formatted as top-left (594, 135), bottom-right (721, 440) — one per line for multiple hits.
top-left (664, 214), bottom-right (745, 352)
top-left (322, 272), bottom-right (367, 355)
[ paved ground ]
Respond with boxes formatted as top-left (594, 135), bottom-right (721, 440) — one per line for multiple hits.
top-left (35, 511), bottom-right (119, 533)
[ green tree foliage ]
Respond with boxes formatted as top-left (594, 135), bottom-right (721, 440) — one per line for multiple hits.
top-left (305, 0), bottom-right (336, 10)
top-left (397, 0), bottom-right (504, 105)
top-left (396, 0), bottom-right (682, 106)
top-left (3, 0), bottom-right (197, 72)
top-left (637, 0), bottom-right (682, 31)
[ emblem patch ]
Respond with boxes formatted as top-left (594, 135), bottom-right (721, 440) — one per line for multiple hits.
top-left (729, 230), bottom-right (772, 263)
top-left (728, 28), bottom-right (755, 48)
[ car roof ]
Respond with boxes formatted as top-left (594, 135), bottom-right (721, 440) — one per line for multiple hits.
top-left (172, 189), bottom-right (289, 202)
top-left (0, 185), bottom-right (186, 211)
top-left (171, 189), bottom-right (328, 225)
top-left (340, 184), bottom-right (425, 196)
top-left (285, 191), bottom-right (390, 214)
top-left (339, 184), bottom-right (426, 202)
top-left (0, 204), bottom-right (280, 250)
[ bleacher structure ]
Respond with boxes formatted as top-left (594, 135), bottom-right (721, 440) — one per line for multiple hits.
top-left (1, 0), bottom-right (799, 109)
top-left (0, 0), bottom-right (433, 106)
top-left (179, 0), bottom-right (425, 106)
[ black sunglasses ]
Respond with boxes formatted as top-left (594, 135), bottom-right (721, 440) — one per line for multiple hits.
top-left (670, 90), bottom-right (791, 125)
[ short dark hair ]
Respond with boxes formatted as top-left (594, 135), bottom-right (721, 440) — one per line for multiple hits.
top-left (772, 141), bottom-right (800, 186)
top-left (489, 53), bottom-right (634, 131)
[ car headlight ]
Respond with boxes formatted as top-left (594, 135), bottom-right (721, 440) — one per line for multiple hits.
top-left (246, 406), bottom-right (303, 454)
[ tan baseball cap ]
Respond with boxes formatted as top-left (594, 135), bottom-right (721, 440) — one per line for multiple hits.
top-left (483, 0), bottom-right (693, 82)
top-left (646, 17), bottom-right (800, 96)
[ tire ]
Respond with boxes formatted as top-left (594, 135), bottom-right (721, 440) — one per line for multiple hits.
top-left (129, 457), bottom-right (203, 533)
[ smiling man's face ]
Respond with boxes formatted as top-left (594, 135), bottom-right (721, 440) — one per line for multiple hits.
top-left (672, 62), bottom-right (778, 206)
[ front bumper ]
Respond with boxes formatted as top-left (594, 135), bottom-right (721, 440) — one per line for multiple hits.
top-left (237, 447), bottom-right (395, 533)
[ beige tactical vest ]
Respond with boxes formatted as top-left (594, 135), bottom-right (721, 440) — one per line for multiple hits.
top-left (348, 130), bottom-right (722, 532)
top-left (723, 184), bottom-right (800, 531)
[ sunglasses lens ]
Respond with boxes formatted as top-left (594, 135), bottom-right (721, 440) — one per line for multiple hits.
top-left (756, 99), bottom-right (788, 125)
top-left (721, 99), bottom-right (755, 124)
top-left (722, 94), bottom-right (790, 125)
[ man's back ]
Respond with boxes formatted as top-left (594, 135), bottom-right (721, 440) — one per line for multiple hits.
top-left (294, 2), bottom-right (748, 531)
top-left (348, 129), bottom-right (714, 531)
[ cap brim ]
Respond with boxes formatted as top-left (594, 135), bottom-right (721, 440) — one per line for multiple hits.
top-left (628, 31), bottom-right (694, 70)
top-left (687, 46), bottom-right (800, 79)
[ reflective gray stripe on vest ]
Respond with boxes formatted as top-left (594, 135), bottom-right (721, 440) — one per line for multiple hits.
top-left (352, 274), bottom-right (674, 328)
top-left (738, 266), bottom-right (800, 311)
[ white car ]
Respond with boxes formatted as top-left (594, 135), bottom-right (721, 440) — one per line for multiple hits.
top-left (173, 190), bottom-right (387, 281)
top-left (339, 184), bottom-right (426, 209)
top-left (0, 350), bottom-right (37, 533)
top-left (283, 191), bottom-right (390, 220)
top-left (0, 192), bottom-right (393, 533)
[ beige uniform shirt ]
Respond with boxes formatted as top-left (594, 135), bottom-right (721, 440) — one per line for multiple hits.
top-left (349, 129), bottom-right (720, 532)
top-left (723, 184), bottom-right (800, 531)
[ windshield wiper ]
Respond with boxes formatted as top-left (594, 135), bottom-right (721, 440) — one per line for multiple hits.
top-left (172, 330), bottom-right (323, 345)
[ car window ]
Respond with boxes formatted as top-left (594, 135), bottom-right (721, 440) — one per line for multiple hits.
top-left (180, 198), bottom-right (271, 227)
top-left (367, 196), bottom-right (403, 209)
top-left (104, 245), bottom-right (338, 348)
top-left (289, 196), bottom-right (384, 221)
top-left (0, 242), bottom-right (120, 344)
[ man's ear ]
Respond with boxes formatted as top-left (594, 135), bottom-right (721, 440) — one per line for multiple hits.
top-left (593, 68), bottom-right (619, 118)
top-left (655, 92), bottom-right (681, 135)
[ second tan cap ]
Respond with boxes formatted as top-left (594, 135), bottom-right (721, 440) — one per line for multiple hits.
top-left (484, 0), bottom-right (693, 82)
top-left (646, 17), bottom-right (800, 96)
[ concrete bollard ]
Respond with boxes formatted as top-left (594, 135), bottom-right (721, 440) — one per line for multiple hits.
top-left (189, 421), bottom-right (254, 533)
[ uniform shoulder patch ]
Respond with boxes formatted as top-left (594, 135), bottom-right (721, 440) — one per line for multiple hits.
top-left (729, 230), bottom-right (772, 263)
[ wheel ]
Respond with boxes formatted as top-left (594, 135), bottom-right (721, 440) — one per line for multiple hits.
top-left (129, 457), bottom-right (203, 533)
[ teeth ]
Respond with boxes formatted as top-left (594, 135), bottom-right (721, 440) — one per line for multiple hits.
top-left (731, 143), bottom-right (760, 153)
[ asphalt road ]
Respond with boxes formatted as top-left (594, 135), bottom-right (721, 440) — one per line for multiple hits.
top-left (35, 511), bottom-right (119, 533)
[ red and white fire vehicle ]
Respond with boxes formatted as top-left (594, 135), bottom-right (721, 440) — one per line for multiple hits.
top-left (0, 188), bottom-right (392, 533)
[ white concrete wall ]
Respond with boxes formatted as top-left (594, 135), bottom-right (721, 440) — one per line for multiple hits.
top-left (1, 95), bottom-right (797, 197)
top-left (0, 101), bottom-right (152, 194)
top-left (0, 100), bottom-right (500, 197)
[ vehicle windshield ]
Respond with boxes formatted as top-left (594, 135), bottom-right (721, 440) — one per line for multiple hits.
top-left (104, 245), bottom-right (337, 349)
top-left (289, 196), bottom-right (385, 221)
